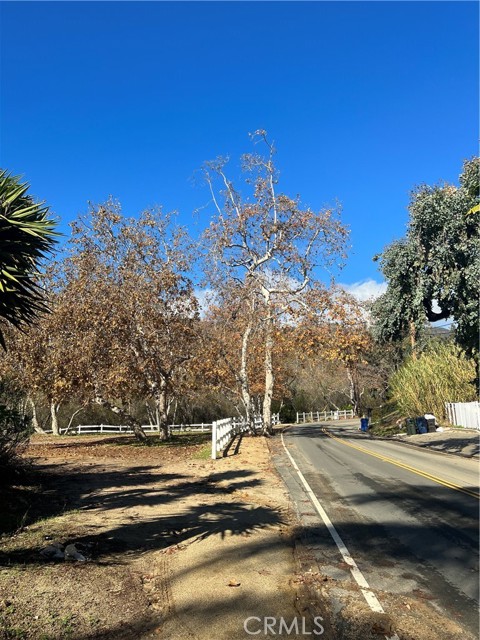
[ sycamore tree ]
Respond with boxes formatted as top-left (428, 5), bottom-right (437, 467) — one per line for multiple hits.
top-left (297, 287), bottom-right (373, 415)
top-left (0, 282), bottom-right (81, 435)
top-left (199, 283), bottom-right (260, 424)
top-left (0, 170), bottom-right (57, 347)
top-left (57, 201), bottom-right (199, 442)
top-left (201, 132), bottom-right (348, 433)
top-left (372, 157), bottom-right (479, 358)
top-left (199, 284), bottom-right (301, 428)
top-left (327, 290), bottom-right (374, 416)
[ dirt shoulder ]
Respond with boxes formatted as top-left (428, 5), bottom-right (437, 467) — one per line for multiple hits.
top-left (0, 434), bottom-right (321, 640)
top-left (389, 427), bottom-right (479, 458)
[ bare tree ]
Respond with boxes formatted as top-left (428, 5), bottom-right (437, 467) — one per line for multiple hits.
top-left (202, 131), bottom-right (348, 433)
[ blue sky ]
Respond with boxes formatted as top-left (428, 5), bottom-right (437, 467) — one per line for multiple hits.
top-left (1, 1), bottom-right (478, 294)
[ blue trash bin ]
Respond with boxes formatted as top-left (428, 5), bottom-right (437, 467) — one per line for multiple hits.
top-left (415, 416), bottom-right (428, 434)
top-left (360, 417), bottom-right (369, 432)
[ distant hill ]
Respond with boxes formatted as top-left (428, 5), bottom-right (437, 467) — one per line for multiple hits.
top-left (426, 325), bottom-right (452, 339)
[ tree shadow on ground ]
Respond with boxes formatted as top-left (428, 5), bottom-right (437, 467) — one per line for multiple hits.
top-left (27, 431), bottom-right (211, 449)
top-left (0, 461), bottom-right (282, 566)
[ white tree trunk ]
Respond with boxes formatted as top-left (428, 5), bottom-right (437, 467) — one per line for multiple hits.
top-left (28, 397), bottom-right (47, 434)
top-left (63, 406), bottom-right (86, 435)
top-left (262, 309), bottom-right (275, 435)
top-left (94, 393), bottom-right (148, 443)
top-left (154, 379), bottom-right (170, 441)
top-left (50, 400), bottom-right (60, 436)
top-left (240, 316), bottom-right (254, 431)
top-left (346, 366), bottom-right (361, 416)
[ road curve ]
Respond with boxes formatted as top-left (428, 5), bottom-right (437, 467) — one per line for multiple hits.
top-left (276, 421), bottom-right (479, 638)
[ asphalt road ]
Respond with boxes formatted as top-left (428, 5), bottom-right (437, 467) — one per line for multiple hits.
top-left (275, 421), bottom-right (479, 638)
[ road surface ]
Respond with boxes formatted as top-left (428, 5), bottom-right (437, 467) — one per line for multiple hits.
top-left (273, 421), bottom-right (479, 639)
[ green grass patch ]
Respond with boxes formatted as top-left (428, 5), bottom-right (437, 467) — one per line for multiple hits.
top-left (193, 444), bottom-right (212, 460)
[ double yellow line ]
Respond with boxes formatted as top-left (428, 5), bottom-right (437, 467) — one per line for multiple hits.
top-left (322, 428), bottom-right (480, 500)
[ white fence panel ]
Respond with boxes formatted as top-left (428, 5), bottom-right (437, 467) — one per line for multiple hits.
top-left (56, 414), bottom-right (280, 446)
top-left (445, 402), bottom-right (480, 430)
top-left (211, 413), bottom-right (280, 459)
top-left (211, 417), bottom-right (248, 459)
top-left (58, 423), bottom-right (213, 435)
top-left (296, 409), bottom-right (355, 424)
top-left (170, 423), bottom-right (212, 433)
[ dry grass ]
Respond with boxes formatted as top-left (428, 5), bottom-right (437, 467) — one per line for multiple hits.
top-left (390, 342), bottom-right (477, 418)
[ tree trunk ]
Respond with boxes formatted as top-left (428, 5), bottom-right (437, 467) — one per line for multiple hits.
top-left (240, 316), bottom-right (254, 432)
top-left (63, 406), bottom-right (86, 435)
top-left (28, 397), bottom-right (47, 434)
top-left (50, 400), bottom-right (60, 436)
top-left (262, 308), bottom-right (274, 435)
top-left (346, 366), bottom-right (361, 416)
top-left (409, 321), bottom-right (417, 360)
top-left (154, 380), bottom-right (170, 441)
top-left (94, 393), bottom-right (148, 444)
top-left (145, 402), bottom-right (156, 426)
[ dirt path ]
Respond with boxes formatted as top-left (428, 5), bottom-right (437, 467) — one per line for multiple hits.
top-left (0, 435), bottom-right (319, 640)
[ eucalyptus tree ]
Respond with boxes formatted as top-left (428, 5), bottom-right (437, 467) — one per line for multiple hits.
top-left (202, 132), bottom-right (348, 433)
top-left (0, 170), bottom-right (57, 346)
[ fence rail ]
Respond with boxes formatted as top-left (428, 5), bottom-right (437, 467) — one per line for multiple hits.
top-left (57, 415), bottom-right (280, 443)
top-left (445, 402), bottom-right (480, 431)
top-left (211, 413), bottom-right (280, 459)
top-left (58, 423), bottom-right (213, 435)
top-left (296, 409), bottom-right (355, 424)
top-left (211, 417), bottom-right (249, 459)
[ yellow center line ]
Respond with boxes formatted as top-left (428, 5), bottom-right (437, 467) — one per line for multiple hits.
top-left (322, 428), bottom-right (480, 500)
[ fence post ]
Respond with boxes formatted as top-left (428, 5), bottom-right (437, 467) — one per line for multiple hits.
top-left (211, 421), bottom-right (217, 459)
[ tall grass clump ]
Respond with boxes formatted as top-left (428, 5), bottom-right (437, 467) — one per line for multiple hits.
top-left (390, 341), bottom-right (477, 419)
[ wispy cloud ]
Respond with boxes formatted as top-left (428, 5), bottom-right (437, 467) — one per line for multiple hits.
top-left (340, 279), bottom-right (387, 301)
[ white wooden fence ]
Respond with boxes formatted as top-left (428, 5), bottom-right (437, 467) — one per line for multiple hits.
top-left (211, 417), bottom-right (249, 459)
top-left (445, 402), bottom-right (480, 431)
top-left (58, 423), bottom-right (212, 435)
top-left (52, 413), bottom-right (281, 458)
top-left (211, 413), bottom-right (280, 459)
top-left (296, 409), bottom-right (355, 423)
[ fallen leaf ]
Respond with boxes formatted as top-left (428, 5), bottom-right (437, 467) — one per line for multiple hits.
top-left (227, 580), bottom-right (241, 587)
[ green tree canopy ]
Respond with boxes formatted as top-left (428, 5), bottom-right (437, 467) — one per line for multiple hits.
top-left (0, 171), bottom-right (57, 346)
top-left (372, 157), bottom-right (479, 357)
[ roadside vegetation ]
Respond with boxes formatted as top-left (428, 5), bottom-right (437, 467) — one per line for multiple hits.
top-left (0, 149), bottom-right (478, 461)
top-left (0, 138), bottom-right (478, 639)
top-left (390, 342), bottom-right (477, 420)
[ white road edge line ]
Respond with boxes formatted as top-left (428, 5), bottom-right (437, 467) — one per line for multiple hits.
top-left (281, 431), bottom-right (400, 640)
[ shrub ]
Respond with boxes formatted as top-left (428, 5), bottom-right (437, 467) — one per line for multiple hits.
top-left (0, 404), bottom-right (30, 480)
top-left (389, 341), bottom-right (477, 419)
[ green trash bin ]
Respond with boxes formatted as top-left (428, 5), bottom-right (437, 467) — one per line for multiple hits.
top-left (405, 418), bottom-right (416, 435)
